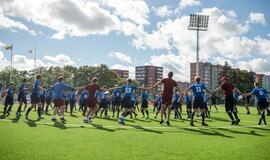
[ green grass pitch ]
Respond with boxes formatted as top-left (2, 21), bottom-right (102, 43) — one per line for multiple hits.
top-left (0, 104), bottom-right (269, 160)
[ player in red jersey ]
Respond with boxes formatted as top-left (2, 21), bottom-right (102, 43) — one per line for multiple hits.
top-left (78, 77), bottom-right (100, 123)
top-left (212, 76), bottom-right (242, 125)
top-left (152, 72), bottom-right (179, 126)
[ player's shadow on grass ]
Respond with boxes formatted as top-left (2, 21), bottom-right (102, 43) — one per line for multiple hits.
top-left (182, 128), bottom-right (234, 138)
top-left (10, 117), bottom-right (20, 123)
top-left (209, 116), bottom-right (230, 122)
top-left (0, 114), bottom-right (8, 119)
top-left (216, 128), bottom-right (263, 137)
top-left (247, 126), bottom-right (270, 132)
top-left (126, 124), bottom-right (163, 134)
top-left (25, 119), bottom-right (38, 127)
top-left (90, 124), bottom-right (115, 132)
top-left (53, 121), bottom-right (67, 129)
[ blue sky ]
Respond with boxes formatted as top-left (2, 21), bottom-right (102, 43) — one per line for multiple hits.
top-left (0, 0), bottom-right (270, 82)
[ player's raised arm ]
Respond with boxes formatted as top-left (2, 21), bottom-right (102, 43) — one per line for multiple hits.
top-left (152, 79), bottom-right (162, 89)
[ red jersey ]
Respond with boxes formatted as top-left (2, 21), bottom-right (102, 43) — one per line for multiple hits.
top-left (221, 82), bottom-right (234, 96)
top-left (85, 83), bottom-right (100, 98)
top-left (161, 78), bottom-right (177, 94)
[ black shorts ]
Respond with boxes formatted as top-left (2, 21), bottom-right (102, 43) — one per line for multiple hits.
top-left (141, 99), bottom-right (148, 108)
top-left (18, 94), bottom-right (27, 104)
top-left (257, 98), bottom-right (268, 110)
top-left (46, 98), bottom-right (52, 104)
top-left (186, 102), bottom-right (192, 109)
top-left (171, 102), bottom-right (179, 110)
top-left (31, 93), bottom-right (40, 104)
top-left (40, 96), bottom-right (46, 104)
top-left (5, 96), bottom-right (14, 106)
top-left (121, 96), bottom-right (132, 108)
top-left (193, 97), bottom-right (205, 109)
top-left (100, 99), bottom-right (108, 109)
top-left (225, 95), bottom-right (235, 113)
top-left (113, 97), bottom-right (121, 106)
top-left (211, 99), bottom-right (216, 105)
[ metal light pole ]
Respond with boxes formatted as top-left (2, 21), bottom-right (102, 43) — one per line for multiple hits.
top-left (188, 14), bottom-right (209, 76)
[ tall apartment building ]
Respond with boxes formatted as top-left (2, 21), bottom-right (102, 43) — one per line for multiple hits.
top-left (135, 65), bottom-right (163, 90)
top-left (190, 62), bottom-right (223, 90)
top-left (111, 69), bottom-right (129, 79)
top-left (256, 74), bottom-right (270, 91)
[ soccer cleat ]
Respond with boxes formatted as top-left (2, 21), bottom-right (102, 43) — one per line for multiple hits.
top-left (60, 117), bottom-right (66, 122)
top-left (51, 118), bottom-right (56, 122)
top-left (231, 120), bottom-right (236, 125)
top-left (159, 120), bottom-right (164, 125)
top-left (235, 119), bottom-right (240, 125)
top-left (38, 116), bottom-right (44, 120)
top-left (202, 122), bottom-right (208, 126)
top-left (83, 118), bottom-right (89, 123)
top-left (247, 112), bottom-right (250, 115)
top-left (190, 122), bottom-right (194, 127)
top-left (166, 121), bottom-right (170, 126)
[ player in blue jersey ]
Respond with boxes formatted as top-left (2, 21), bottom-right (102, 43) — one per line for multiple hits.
top-left (154, 93), bottom-right (162, 119)
top-left (172, 88), bottom-right (181, 119)
top-left (99, 86), bottom-right (110, 118)
top-left (140, 89), bottom-right (149, 119)
top-left (112, 84), bottom-right (122, 118)
top-left (51, 76), bottom-right (75, 122)
top-left (184, 92), bottom-right (192, 118)
top-left (79, 89), bottom-right (88, 116)
top-left (40, 85), bottom-right (46, 114)
top-left (45, 86), bottom-right (53, 114)
top-left (16, 79), bottom-right (28, 117)
top-left (183, 76), bottom-right (211, 126)
top-left (3, 82), bottom-right (15, 116)
top-left (25, 74), bottom-right (44, 119)
top-left (109, 79), bottom-right (150, 125)
top-left (244, 82), bottom-right (269, 125)
top-left (0, 82), bottom-right (3, 100)
top-left (64, 91), bottom-right (72, 113)
top-left (69, 90), bottom-right (77, 116)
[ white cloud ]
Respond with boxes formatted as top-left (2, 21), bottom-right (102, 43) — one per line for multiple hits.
top-left (108, 52), bottom-right (133, 64)
top-left (249, 12), bottom-right (266, 26)
top-left (0, 9), bottom-right (29, 31)
top-left (111, 64), bottom-right (135, 79)
top-left (43, 54), bottom-right (76, 65)
top-left (152, 6), bottom-right (173, 18)
top-left (1, 0), bottom-right (120, 39)
top-left (104, 0), bottom-right (150, 25)
top-left (237, 58), bottom-right (270, 74)
top-left (179, 0), bottom-right (201, 9)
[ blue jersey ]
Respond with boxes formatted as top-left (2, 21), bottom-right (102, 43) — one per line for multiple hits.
top-left (172, 93), bottom-right (180, 103)
top-left (19, 83), bottom-right (27, 95)
top-left (80, 90), bottom-right (88, 102)
top-left (39, 90), bottom-right (46, 98)
top-left (141, 92), bottom-right (149, 101)
top-left (190, 83), bottom-right (206, 97)
top-left (112, 89), bottom-right (121, 99)
top-left (52, 82), bottom-right (75, 100)
top-left (121, 84), bottom-right (137, 97)
top-left (100, 91), bottom-right (109, 101)
top-left (251, 87), bottom-right (269, 99)
top-left (32, 79), bottom-right (41, 94)
top-left (70, 92), bottom-right (77, 102)
top-left (6, 87), bottom-right (14, 98)
top-left (46, 88), bottom-right (53, 99)
top-left (65, 92), bottom-right (72, 101)
top-left (185, 95), bottom-right (191, 103)
top-left (233, 92), bottom-right (239, 100)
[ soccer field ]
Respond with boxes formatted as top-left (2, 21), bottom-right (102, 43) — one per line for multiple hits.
top-left (0, 104), bottom-right (269, 160)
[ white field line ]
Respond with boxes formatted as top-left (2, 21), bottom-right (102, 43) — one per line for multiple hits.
top-left (0, 119), bottom-right (269, 130)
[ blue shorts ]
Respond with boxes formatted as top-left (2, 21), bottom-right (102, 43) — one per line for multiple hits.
top-left (193, 96), bottom-right (205, 109)
top-left (31, 93), bottom-right (40, 104)
top-left (18, 93), bottom-right (27, 104)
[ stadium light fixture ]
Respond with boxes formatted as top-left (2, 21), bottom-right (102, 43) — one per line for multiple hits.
top-left (188, 14), bottom-right (209, 76)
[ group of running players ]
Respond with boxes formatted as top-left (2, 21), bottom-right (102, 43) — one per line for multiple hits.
top-left (0, 71), bottom-right (269, 127)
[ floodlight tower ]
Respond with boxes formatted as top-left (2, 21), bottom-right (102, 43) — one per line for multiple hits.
top-left (188, 14), bottom-right (209, 76)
